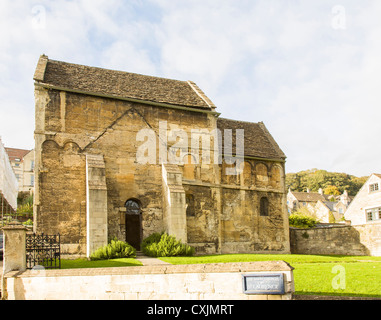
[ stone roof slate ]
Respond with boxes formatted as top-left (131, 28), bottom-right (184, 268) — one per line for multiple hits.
top-left (33, 55), bottom-right (286, 162)
top-left (291, 192), bottom-right (327, 202)
top-left (34, 55), bottom-right (214, 110)
top-left (217, 118), bottom-right (286, 161)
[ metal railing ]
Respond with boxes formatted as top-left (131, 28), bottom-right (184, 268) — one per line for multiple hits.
top-left (26, 233), bottom-right (61, 269)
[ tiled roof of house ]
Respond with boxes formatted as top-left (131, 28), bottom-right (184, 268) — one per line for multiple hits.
top-left (290, 192), bottom-right (327, 202)
top-left (33, 55), bottom-right (215, 110)
top-left (217, 118), bottom-right (286, 161)
top-left (324, 201), bottom-right (337, 211)
top-left (5, 148), bottom-right (31, 162)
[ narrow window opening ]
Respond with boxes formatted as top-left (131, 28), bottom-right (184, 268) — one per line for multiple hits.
top-left (186, 194), bottom-right (195, 217)
top-left (260, 197), bottom-right (269, 217)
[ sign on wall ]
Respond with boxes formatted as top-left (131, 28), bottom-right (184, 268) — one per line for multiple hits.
top-left (242, 273), bottom-right (285, 295)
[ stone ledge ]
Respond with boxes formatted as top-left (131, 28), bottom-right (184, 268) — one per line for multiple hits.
top-left (5, 261), bottom-right (293, 279)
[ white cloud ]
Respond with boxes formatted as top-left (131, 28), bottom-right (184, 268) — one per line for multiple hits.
top-left (0, 0), bottom-right (380, 177)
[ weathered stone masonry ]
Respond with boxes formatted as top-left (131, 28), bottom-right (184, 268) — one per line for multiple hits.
top-left (33, 55), bottom-right (290, 257)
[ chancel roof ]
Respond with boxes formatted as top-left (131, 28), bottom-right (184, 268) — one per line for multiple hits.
top-left (217, 118), bottom-right (286, 161)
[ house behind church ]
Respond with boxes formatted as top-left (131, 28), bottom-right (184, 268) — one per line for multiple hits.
top-left (0, 137), bottom-right (18, 218)
top-left (345, 173), bottom-right (381, 225)
top-left (33, 55), bottom-right (290, 257)
top-left (287, 188), bottom-right (351, 223)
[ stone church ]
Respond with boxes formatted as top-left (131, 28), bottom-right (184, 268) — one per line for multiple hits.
top-left (33, 55), bottom-right (290, 257)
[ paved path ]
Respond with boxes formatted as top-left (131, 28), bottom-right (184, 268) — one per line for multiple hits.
top-left (135, 252), bottom-right (170, 266)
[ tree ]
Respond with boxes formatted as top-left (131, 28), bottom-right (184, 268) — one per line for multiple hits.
top-left (286, 169), bottom-right (367, 196)
top-left (324, 185), bottom-right (340, 196)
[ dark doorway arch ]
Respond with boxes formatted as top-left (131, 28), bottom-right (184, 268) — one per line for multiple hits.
top-left (125, 199), bottom-right (142, 250)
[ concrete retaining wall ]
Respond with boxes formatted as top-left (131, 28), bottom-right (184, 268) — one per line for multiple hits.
top-left (3, 261), bottom-right (294, 300)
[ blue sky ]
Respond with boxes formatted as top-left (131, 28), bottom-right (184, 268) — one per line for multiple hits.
top-left (0, 0), bottom-right (380, 177)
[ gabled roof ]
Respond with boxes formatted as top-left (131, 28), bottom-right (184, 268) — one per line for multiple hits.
top-left (217, 118), bottom-right (286, 161)
top-left (316, 200), bottom-right (333, 211)
top-left (289, 191), bottom-right (326, 202)
top-left (5, 148), bottom-right (31, 162)
top-left (373, 173), bottom-right (381, 179)
top-left (324, 201), bottom-right (337, 211)
top-left (33, 55), bottom-right (216, 111)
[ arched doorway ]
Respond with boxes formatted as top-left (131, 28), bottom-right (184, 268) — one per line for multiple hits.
top-left (125, 199), bottom-right (142, 250)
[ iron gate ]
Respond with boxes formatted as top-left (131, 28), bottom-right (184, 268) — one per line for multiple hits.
top-left (26, 233), bottom-right (61, 269)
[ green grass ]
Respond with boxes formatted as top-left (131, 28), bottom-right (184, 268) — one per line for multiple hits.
top-left (293, 262), bottom-right (381, 297)
top-left (58, 254), bottom-right (381, 298)
top-left (159, 254), bottom-right (381, 265)
top-left (60, 258), bottom-right (142, 269)
top-left (159, 254), bottom-right (381, 298)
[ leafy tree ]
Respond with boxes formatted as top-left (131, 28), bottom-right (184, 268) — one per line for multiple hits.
top-left (286, 169), bottom-right (367, 196)
top-left (324, 185), bottom-right (340, 196)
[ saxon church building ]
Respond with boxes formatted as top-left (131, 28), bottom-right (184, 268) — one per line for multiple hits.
top-left (33, 55), bottom-right (290, 257)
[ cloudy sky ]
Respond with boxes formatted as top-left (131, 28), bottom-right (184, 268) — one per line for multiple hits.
top-left (0, 0), bottom-right (380, 177)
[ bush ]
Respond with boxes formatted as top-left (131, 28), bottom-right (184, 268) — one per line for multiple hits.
top-left (90, 238), bottom-right (136, 260)
top-left (141, 232), bottom-right (195, 257)
top-left (23, 219), bottom-right (33, 226)
top-left (289, 214), bottom-right (318, 229)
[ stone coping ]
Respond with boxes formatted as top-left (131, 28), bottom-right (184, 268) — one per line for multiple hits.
top-left (5, 261), bottom-right (293, 278)
top-left (1, 221), bottom-right (28, 231)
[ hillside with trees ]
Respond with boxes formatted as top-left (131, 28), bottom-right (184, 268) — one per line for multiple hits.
top-left (286, 169), bottom-right (368, 196)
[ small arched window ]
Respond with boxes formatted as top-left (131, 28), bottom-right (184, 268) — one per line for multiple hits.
top-left (125, 199), bottom-right (141, 215)
top-left (260, 197), bottom-right (269, 217)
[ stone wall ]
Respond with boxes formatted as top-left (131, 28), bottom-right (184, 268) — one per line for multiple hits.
top-left (3, 261), bottom-right (294, 300)
top-left (290, 223), bottom-right (381, 256)
top-left (34, 87), bottom-right (290, 256)
top-left (353, 222), bottom-right (381, 256)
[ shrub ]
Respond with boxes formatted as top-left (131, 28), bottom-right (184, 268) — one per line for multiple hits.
top-left (289, 214), bottom-right (318, 229)
top-left (141, 231), bottom-right (164, 250)
top-left (141, 232), bottom-right (195, 257)
top-left (90, 238), bottom-right (136, 260)
top-left (23, 219), bottom-right (33, 226)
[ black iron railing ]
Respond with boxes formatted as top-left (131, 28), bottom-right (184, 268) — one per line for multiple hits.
top-left (26, 233), bottom-right (61, 269)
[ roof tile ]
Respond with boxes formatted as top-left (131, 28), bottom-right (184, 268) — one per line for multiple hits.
top-left (217, 118), bottom-right (286, 160)
top-left (35, 56), bottom-right (212, 110)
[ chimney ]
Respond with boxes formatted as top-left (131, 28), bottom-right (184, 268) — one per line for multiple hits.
top-left (340, 190), bottom-right (349, 206)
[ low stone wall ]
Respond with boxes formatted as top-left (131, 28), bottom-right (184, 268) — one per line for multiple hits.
top-left (354, 223), bottom-right (381, 256)
top-left (3, 261), bottom-right (294, 300)
top-left (290, 223), bottom-right (381, 256)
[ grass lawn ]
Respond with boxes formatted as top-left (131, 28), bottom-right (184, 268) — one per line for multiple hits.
top-left (60, 258), bottom-right (142, 269)
top-left (294, 262), bottom-right (381, 297)
top-left (159, 254), bottom-right (381, 298)
top-left (58, 254), bottom-right (381, 298)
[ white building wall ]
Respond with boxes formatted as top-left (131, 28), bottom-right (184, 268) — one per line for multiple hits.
top-left (345, 174), bottom-right (381, 226)
top-left (0, 137), bottom-right (18, 209)
top-left (21, 149), bottom-right (35, 192)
